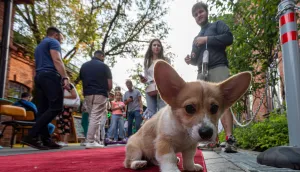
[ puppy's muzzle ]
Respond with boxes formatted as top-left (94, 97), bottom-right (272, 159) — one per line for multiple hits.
top-left (198, 126), bottom-right (213, 140)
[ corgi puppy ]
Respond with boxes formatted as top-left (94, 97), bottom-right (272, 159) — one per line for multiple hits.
top-left (124, 60), bottom-right (251, 172)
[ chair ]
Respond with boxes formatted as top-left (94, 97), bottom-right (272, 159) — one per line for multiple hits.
top-left (12, 111), bottom-right (35, 147)
top-left (0, 102), bottom-right (35, 148)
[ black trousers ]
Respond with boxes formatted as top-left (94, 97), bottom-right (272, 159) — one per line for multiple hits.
top-left (29, 71), bottom-right (63, 140)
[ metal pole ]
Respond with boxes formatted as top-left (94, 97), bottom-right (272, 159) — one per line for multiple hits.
top-left (257, 1), bottom-right (300, 169)
top-left (0, 0), bottom-right (13, 98)
top-left (278, 0), bottom-right (300, 147)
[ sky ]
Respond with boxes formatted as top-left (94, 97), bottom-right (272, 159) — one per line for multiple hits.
top-left (111, 0), bottom-right (202, 91)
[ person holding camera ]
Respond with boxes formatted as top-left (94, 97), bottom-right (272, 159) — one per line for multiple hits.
top-left (184, 2), bottom-right (236, 153)
top-left (123, 79), bottom-right (143, 137)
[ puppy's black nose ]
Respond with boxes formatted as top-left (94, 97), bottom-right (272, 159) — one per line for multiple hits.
top-left (198, 126), bottom-right (213, 140)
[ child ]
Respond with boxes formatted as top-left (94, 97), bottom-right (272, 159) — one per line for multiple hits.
top-left (108, 91), bottom-right (126, 142)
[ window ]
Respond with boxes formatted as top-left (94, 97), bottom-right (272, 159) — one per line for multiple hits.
top-left (7, 81), bottom-right (29, 101)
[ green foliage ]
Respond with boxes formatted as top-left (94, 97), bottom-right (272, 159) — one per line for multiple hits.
top-left (208, 0), bottom-right (280, 79)
top-left (219, 111), bottom-right (289, 151)
top-left (207, 0), bottom-right (283, 115)
top-left (218, 130), bottom-right (226, 143)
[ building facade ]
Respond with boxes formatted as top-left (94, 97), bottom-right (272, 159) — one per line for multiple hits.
top-left (0, 0), bottom-right (34, 146)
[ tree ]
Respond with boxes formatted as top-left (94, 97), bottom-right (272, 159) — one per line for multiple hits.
top-left (14, 0), bottom-right (172, 66)
top-left (206, 0), bottom-right (282, 117)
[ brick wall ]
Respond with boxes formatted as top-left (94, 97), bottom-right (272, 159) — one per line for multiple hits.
top-left (8, 50), bottom-right (35, 90)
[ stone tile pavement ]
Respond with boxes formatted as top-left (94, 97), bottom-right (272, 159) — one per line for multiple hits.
top-left (203, 149), bottom-right (300, 172)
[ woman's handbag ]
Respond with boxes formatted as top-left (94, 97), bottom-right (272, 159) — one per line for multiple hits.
top-left (146, 81), bottom-right (158, 96)
top-left (63, 83), bottom-right (80, 108)
top-left (147, 90), bottom-right (158, 96)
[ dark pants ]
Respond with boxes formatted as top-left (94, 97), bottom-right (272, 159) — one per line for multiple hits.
top-left (29, 71), bottom-right (63, 140)
top-left (127, 110), bottom-right (142, 137)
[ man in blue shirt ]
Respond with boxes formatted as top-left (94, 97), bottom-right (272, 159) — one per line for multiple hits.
top-left (21, 27), bottom-right (70, 150)
top-left (13, 92), bottom-right (55, 135)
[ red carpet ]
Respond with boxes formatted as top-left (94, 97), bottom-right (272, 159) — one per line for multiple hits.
top-left (0, 146), bottom-right (207, 172)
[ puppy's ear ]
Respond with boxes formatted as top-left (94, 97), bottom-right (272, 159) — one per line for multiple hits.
top-left (219, 72), bottom-right (252, 108)
top-left (154, 60), bottom-right (185, 106)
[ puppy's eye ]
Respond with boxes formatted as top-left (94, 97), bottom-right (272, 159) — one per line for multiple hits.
top-left (185, 104), bottom-right (196, 114)
top-left (210, 104), bottom-right (219, 114)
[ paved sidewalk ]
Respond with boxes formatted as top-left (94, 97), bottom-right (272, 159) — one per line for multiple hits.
top-left (203, 149), bottom-right (300, 172)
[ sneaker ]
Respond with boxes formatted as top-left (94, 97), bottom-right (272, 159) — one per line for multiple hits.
top-left (220, 141), bottom-right (226, 148)
top-left (57, 141), bottom-right (68, 147)
top-left (224, 135), bottom-right (238, 153)
top-left (107, 138), bottom-right (114, 142)
top-left (197, 142), bottom-right (222, 153)
top-left (80, 140), bottom-right (87, 146)
top-left (21, 136), bottom-right (49, 150)
top-left (57, 141), bottom-right (64, 145)
top-left (86, 141), bottom-right (105, 149)
top-left (99, 141), bottom-right (104, 146)
top-left (43, 139), bottom-right (62, 149)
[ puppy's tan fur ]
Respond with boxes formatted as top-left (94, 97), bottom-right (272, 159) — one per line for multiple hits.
top-left (124, 60), bottom-right (252, 172)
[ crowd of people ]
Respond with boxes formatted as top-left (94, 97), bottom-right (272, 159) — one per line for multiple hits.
top-left (18, 1), bottom-right (237, 153)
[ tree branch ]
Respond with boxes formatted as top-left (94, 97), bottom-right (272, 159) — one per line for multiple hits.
top-left (31, 4), bottom-right (37, 26)
top-left (64, 46), bottom-right (77, 59)
top-left (47, 0), bottom-right (52, 26)
top-left (24, 5), bottom-right (33, 26)
top-left (65, 0), bottom-right (97, 60)
top-left (68, 48), bottom-right (78, 62)
top-left (106, 18), bottom-right (154, 55)
top-left (15, 6), bottom-right (31, 26)
top-left (16, 5), bottom-right (42, 44)
top-left (92, 0), bottom-right (108, 10)
top-left (106, 50), bottom-right (131, 56)
top-left (127, 5), bottom-right (150, 37)
top-left (101, 1), bottom-right (122, 52)
top-left (104, 1), bottom-right (156, 55)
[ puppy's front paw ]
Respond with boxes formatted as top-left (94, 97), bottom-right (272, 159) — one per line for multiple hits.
top-left (130, 160), bottom-right (147, 170)
top-left (193, 164), bottom-right (203, 171)
top-left (184, 163), bottom-right (203, 171)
